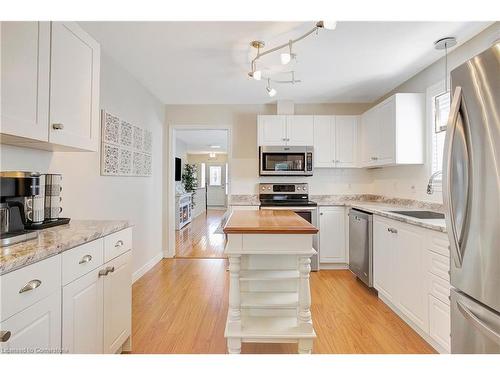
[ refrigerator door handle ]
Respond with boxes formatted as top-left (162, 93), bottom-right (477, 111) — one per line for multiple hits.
top-left (443, 86), bottom-right (469, 268)
top-left (457, 300), bottom-right (500, 345)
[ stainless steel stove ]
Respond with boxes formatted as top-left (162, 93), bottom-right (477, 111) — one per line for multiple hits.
top-left (259, 183), bottom-right (319, 271)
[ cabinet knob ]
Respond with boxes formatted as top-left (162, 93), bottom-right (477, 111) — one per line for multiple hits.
top-left (115, 240), bottom-right (124, 248)
top-left (106, 266), bottom-right (115, 274)
top-left (19, 279), bottom-right (42, 294)
top-left (52, 123), bottom-right (64, 130)
top-left (320, 212), bottom-right (324, 216)
top-left (98, 268), bottom-right (109, 277)
top-left (79, 254), bottom-right (93, 264)
top-left (387, 227), bottom-right (398, 234)
top-left (0, 330), bottom-right (11, 342)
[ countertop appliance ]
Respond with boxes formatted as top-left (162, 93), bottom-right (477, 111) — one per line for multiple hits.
top-left (348, 208), bottom-right (373, 287)
top-left (259, 183), bottom-right (319, 270)
top-left (444, 43), bottom-right (500, 353)
top-left (259, 146), bottom-right (313, 176)
top-left (0, 172), bottom-right (40, 246)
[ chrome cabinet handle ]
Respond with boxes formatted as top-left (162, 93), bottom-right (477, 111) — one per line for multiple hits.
top-left (98, 268), bottom-right (109, 277)
top-left (79, 254), bottom-right (92, 264)
top-left (0, 330), bottom-right (11, 342)
top-left (387, 227), bottom-right (398, 234)
top-left (457, 300), bottom-right (500, 345)
top-left (19, 279), bottom-right (42, 294)
top-left (52, 123), bottom-right (64, 130)
top-left (106, 266), bottom-right (115, 274)
top-left (115, 240), bottom-right (124, 248)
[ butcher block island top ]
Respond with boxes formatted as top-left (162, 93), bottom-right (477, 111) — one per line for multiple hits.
top-left (223, 209), bottom-right (317, 354)
top-left (223, 210), bottom-right (318, 235)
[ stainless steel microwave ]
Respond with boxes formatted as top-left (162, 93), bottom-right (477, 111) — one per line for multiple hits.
top-left (259, 146), bottom-right (313, 176)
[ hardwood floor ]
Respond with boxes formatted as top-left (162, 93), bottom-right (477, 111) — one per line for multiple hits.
top-left (131, 259), bottom-right (435, 354)
top-left (175, 209), bottom-right (226, 258)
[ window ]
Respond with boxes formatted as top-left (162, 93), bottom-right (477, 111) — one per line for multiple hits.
top-left (427, 81), bottom-right (450, 178)
top-left (209, 166), bottom-right (222, 186)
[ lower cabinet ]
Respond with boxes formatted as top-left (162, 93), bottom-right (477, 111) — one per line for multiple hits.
top-left (319, 207), bottom-right (347, 264)
top-left (373, 216), bottom-right (450, 353)
top-left (0, 291), bottom-right (61, 354)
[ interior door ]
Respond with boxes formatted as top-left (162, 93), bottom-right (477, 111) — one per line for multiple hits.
top-left (49, 22), bottom-right (100, 151)
top-left (446, 45), bottom-right (500, 314)
top-left (206, 164), bottom-right (227, 207)
top-left (1, 21), bottom-right (50, 141)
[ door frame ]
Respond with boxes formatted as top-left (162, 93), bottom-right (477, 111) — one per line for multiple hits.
top-left (165, 124), bottom-right (232, 258)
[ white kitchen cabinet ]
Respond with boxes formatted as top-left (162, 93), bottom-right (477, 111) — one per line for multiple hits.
top-left (286, 115), bottom-right (314, 146)
top-left (373, 217), bottom-right (397, 301)
top-left (319, 207), bottom-right (347, 263)
top-left (0, 21), bottom-right (100, 152)
top-left (0, 21), bottom-right (50, 142)
top-left (0, 291), bottom-right (61, 354)
top-left (49, 22), bottom-right (100, 151)
top-left (428, 295), bottom-right (451, 352)
top-left (360, 93), bottom-right (424, 167)
top-left (257, 115), bottom-right (313, 146)
top-left (313, 116), bottom-right (359, 168)
top-left (103, 250), bottom-right (132, 354)
top-left (62, 267), bottom-right (104, 354)
top-left (258, 115), bottom-right (287, 146)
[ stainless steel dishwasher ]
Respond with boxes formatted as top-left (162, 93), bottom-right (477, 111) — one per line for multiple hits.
top-left (348, 208), bottom-right (373, 287)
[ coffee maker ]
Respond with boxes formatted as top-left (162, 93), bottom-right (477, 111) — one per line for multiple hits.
top-left (0, 172), bottom-right (40, 246)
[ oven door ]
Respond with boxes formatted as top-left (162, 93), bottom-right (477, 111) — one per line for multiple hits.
top-left (260, 206), bottom-right (319, 271)
top-left (259, 146), bottom-right (313, 176)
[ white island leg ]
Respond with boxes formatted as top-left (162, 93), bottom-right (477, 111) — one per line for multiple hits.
top-left (297, 256), bottom-right (313, 353)
top-left (227, 255), bottom-right (242, 354)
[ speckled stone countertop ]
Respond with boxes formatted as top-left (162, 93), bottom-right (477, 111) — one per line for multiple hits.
top-left (228, 195), bottom-right (260, 206)
top-left (0, 220), bottom-right (131, 276)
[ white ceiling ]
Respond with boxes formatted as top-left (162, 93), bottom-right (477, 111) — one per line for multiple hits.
top-left (80, 21), bottom-right (491, 104)
top-left (176, 129), bottom-right (228, 153)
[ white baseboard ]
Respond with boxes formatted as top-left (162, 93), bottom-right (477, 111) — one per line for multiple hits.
top-left (133, 252), bottom-right (163, 283)
top-left (319, 263), bottom-right (349, 270)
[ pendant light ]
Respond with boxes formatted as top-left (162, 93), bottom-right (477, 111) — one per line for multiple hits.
top-left (433, 37), bottom-right (457, 133)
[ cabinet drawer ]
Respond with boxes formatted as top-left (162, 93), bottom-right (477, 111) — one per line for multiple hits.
top-left (1, 255), bottom-right (61, 322)
top-left (425, 249), bottom-right (450, 282)
top-left (104, 228), bottom-right (132, 262)
top-left (425, 231), bottom-right (449, 257)
top-left (62, 239), bottom-right (104, 285)
top-left (428, 294), bottom-right (451, 352)
top-left (428, 272), bottom-right (450, 306)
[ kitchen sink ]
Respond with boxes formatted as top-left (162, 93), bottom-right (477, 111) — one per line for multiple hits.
top-left (388, 210), bottom-right (445, 219)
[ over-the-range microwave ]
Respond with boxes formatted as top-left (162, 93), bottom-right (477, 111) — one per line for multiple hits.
top-left (259, 146), bottom-right (313, 176)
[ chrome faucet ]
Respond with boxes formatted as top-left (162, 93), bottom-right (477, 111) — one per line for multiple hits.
top-left (427, 170), bottom-right (443, 194)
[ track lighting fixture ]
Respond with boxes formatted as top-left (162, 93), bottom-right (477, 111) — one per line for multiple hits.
top-left (266, 78), bottom-right (277, 97)
top-left (316, 21), bottom-right (337, 30)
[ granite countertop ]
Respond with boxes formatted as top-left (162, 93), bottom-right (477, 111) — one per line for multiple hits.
top-left (0, 220), bottom-right (131, 276)
top-left (228, 194), bottom-right (260, 206)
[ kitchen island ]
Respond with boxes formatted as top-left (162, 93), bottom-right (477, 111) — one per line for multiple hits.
top-left (223, 210), bottom-right (318, 354)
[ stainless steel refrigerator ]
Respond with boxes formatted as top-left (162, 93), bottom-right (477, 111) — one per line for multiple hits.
top-left (443, 42), bottom-right (500, 353)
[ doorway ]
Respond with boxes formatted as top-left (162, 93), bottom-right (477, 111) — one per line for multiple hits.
top-left (169, 126), bottom-right (231, 259)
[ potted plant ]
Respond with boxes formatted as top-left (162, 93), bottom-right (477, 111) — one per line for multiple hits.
top-left (182, 164), bottom-right (198, 207)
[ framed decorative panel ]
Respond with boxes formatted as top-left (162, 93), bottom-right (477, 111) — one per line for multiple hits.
top-left (100, 110), bottom-right (153, 177)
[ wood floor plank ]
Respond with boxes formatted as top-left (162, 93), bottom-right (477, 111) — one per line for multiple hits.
top-left (131, 259), bottom-right (435, 354)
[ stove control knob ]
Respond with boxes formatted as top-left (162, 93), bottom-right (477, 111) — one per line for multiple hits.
top-left (297, 187), bottom-right (301, 190)
top-left (267, 187), bottom-right (271, 190)
top-left (261, 187), bottom-right (265, 190)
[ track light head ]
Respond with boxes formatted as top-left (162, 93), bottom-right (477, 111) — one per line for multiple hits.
top-left (266, 78), bottom-right (277, 97)
top-left (316, 21), bottom-right (337, 30)
top-left (280, 53), bottom-right (291, 65)
top-left (248, 70), bottom-right (262, 80)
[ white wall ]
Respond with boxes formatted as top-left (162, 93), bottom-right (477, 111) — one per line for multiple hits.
top-left (369, 22), bottom-right (500, 202)
top-left (165, 103), bottom-right (372, 196)
top-left (0, 52), bottom-right (165, 279)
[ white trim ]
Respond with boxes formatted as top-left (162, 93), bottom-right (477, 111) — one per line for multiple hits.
top-left (167, 124), bottom-right (233, 258)
top-left (132, 252), bottom-right (163, 283)
top-left (425, 80), bottom-right (446, 179)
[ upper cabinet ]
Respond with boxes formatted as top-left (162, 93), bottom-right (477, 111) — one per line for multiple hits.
top-left (258, 115), bottom-right (313, 146)
top-left (0, 21), bottom-right (100, 152)
top-left (360, 93), bottom-right (424, 167)
top-left (313, 115), bottom-right (358, 168)
top-left (1, 22), bottom-right (51, 141)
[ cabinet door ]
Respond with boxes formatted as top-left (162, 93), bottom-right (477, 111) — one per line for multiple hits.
top-left (287, 115), bottom-right (314, 146)
top-left (0, 21), bottom-right (50, 141)
top-left (49, 22), bottom-right (100, 151)
top-left (360, 109), bottom-right (379, 166)
top-left (395, 224), bottom-right (427, 331)
top-left (62, 267), bottom-right (104, 354)
top-left (335, 116), bottom-right (358, 168)
top-left (257, 115), bottom-right (287, 146)
top-left (0, 291), bottom-right (61, 354)
top-left (376, 99), bottom-right (396, 164)
top-left (429, 295), bottom-right (450, 352)
top-left (373, 218), bottom-right (397, 302)
top-left (313, 116), bottom-right (335, 168)
top-left (319, 207), bottom-right (346, 263)
top-left (103, 250), bottom-right (132, 354)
